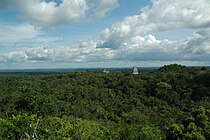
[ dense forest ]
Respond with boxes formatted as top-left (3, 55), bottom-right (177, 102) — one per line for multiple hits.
top-left (0, 64), bottom-right (210, 139)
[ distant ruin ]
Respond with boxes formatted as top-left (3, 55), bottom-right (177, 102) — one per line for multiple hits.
top-left (132, 66), bottom-right (139, 75)
top-left (103, 69), bottom-right (110, 74)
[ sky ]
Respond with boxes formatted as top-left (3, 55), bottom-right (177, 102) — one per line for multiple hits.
top-left (1, 0), bottom-right (210, 69)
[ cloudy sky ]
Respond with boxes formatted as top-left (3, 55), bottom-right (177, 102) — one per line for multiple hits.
top-left (1, 0), bottom-right (210, 69)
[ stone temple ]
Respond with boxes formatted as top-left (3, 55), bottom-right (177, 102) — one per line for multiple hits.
top-left (132, 66), bottom-right (139, 75)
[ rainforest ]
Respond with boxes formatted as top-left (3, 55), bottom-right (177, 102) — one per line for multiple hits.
top-left (0, 64), bottom-right (210, 140)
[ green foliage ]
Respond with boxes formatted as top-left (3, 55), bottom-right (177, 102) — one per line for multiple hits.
top-left (139, 125), bottom-right (163, 140)
top-left (0, 64), bottom-right (210, 139)
top-left (166, 123), bottom-right (184, 140)
top-left (40, 117), bottom-right (74, 139)
top-left (184, 131), bottom-right (205, 140)
top-left (0, 114), bottom-right (40, 139)
top-left (0, 118), bottom-right (18, 140)
top-left (71, 118), bottom-right (105, 139)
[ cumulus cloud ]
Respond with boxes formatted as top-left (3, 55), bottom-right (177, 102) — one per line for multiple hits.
top-left (1, 30), bottom-right (210, 64)
top-left (98, 0), bottom-right (210, 49)
top-left (178, 29), bottom-right (210, 61)
top-left (96, 0), bottom-right (210, 63)
top-left (0, 40), bottom-right (114, 63)
top-left (111, 30), bottom-right (210, 62)
top-left (5, 51), bottom-right (28, 63)
top-left (112, 34), bottom-right (180, 61)
top-left (0, 0), bottom-right (119, 27)
top-left (1, 0), bottom-right (210, 66)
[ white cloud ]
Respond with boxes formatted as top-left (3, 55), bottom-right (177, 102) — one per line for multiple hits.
top-left (110, 29), bottom-right (210, 62)
top-left (112, 34), bottom-right (180, 61)
top-left (21, 0), bottom-right (88, 27)
top-left (0, 39), bottom-right (115, 63)
top-left (178, 29), bottom-right (210, 61)
top-left (1, 32), bottom-right (210, 68)
top-left (0, 23), bottom-right (41, 46)
top-left (0, 0), bottom-right (119, 27)
top-left (89, 0), bottom-right (119, 18)
top-left (98, 0), bottom-right (210, 49)
top-left (0, 22), bottom-right (64, 48)
top-left (6, 51), bottom-right (28, 62)
top-left (2, 30), bottom-right (210, 64)
top-left (1, 0), bottom-right (210, 67)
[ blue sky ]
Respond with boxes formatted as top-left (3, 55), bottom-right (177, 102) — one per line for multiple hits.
top-left (1, 0), bottom-right (210, 69)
